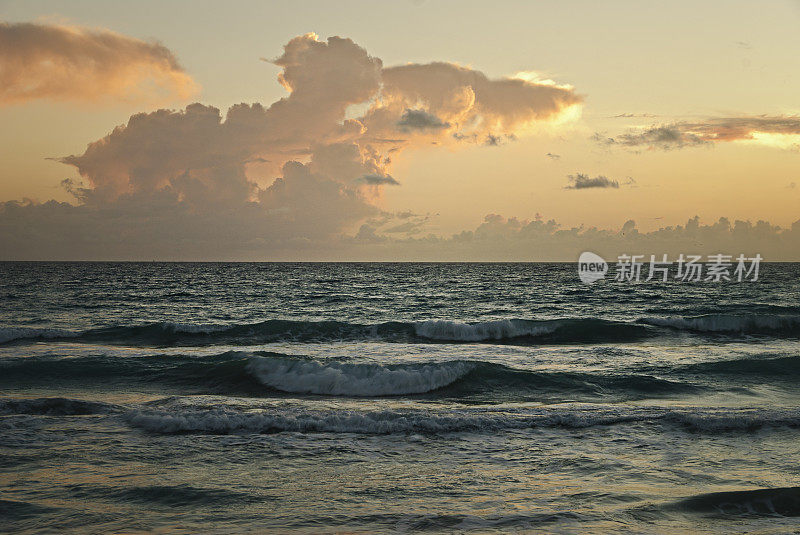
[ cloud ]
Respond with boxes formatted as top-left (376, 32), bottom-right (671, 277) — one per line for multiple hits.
top-left (350, 210), bottom-right (432, 241)
top-left (596, 116), bottom-right (800, 150)
top-left (346, 215), bottom-right (800, 262)
top-left (0, 21), bottom-right (198, 105)
top-left (565, 173), bottom-right (620, 189)
top-left (365, 61), bottom-right (582, 143)
top-left (483, 134), bottom-right (508, 146)
top-left (357, 173), bottom-right (400, 186)
top-left (611, 113), bottom-right (658, 119)
top-left (593, 126), bottom-right (708, 150)
top-left (396, 108), bottom-right (450, 130)
top-left (0, 33), bottom-right (582, 259)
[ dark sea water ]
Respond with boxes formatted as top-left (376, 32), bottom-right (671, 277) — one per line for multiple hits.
top-left (2, 262), bottom-right (800, 533)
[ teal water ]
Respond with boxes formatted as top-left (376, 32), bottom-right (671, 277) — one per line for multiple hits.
top-left (2, 262), bottom-right (800, 533)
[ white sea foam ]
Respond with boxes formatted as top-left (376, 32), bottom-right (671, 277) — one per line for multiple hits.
top-left (0, 326), bottom-right (77, 344)
top-left (246, 357), bottom-right (474, 396)
top-left (413, 319), bottom-right (556, 341)
top-left (641, 314), bottom-right (800, 333)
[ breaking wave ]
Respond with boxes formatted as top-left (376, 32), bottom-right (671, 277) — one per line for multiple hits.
top-left (246, 357), bottom-right (475, 396)
top-left (0, 352), bottom-right (701, 400)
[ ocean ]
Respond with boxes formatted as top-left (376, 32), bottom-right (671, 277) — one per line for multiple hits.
top-left (2, 261), bottom-right (800, 533)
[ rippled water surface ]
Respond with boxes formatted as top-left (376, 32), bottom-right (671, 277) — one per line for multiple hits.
top-left (2, 262), bottom-right (800, 533)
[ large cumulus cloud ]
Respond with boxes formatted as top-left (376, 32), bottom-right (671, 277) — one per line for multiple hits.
top-left (1, 33), bottom-right (582, 259)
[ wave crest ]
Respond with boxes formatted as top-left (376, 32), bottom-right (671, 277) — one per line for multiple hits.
top-left (246, 357), bottom-right (475, 396)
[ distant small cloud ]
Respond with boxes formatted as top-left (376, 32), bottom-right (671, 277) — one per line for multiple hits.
top-left (593, 126), bottom-right (708, 150)
top-left (352, 210), bottom-right (431, 239)
top-left (545, 152), bottom-right (560, 159)
top-left (396, 109), bottom-right (450, 130)
top-left (612, 113), bottom-right (659, 119)
top-left (595, 116), bottom-right (800, 151)
top-left (358, 173), bottom-right (400, 186)
top-left (383, 221), bottom-right (422, 234)
top-left (565, 173), bottom-right (620, 190)
top-left (485, 134), bottom-right (502, 146)
top-left (735, 40), bottom-right (752, 49)
top-left (483, 133), bottom-right (516, 146)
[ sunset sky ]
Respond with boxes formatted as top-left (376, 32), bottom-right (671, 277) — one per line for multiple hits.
top-left (1, 0), bottom-right (799, 260)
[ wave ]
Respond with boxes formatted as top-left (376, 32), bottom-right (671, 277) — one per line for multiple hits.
top-left (674, 486), bottom-right (800, 517)
top-left (0, 317), bottom-right (653, 347)
top-left (0, 499), bottom-right (59, 520)
top-left (0, 352), bottom-right (701, 400)
top-left (663, 410), bottom-right (800, 432)
top-left (0, 326), bottom-right (77, 344)
top-left (246, 357), bottom-right (475, 396)
top-left (415, 319), bottom-right (555, 341)
top-left (1, 393), bottom-right (795, 435)
top-left (677, 355), bottom-right (800, 377)
top-left (414, 318), bottom-right (650, 343)
top-left (640, 314), bottom-right (800, 335)
top-left (5, 313), bottom-right (797, 348)
top-left (0, 352), bottom-right (265, 396)
top-left (123, 407), bottom-right (647, 435)
top-left (0, 397), bottom-right (118, 416)
top-left (247, 356), bottom-right (697, 397)
top-left (124, 406), bottom-right (800, 436)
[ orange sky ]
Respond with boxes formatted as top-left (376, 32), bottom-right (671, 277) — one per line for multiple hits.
top-left (0, 1), bottom-right (798, 260)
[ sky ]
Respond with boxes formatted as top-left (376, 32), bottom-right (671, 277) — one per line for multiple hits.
top-left (1, 0), bottom-right (799, 260)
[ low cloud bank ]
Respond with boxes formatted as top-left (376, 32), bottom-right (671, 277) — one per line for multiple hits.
top-left (345, 215), bottom-right (800, 262)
